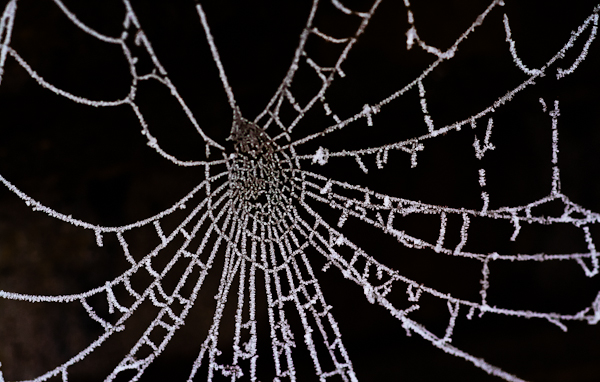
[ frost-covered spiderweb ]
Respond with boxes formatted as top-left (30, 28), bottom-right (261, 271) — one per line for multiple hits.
top-left (1, 0), bottom-right (600, 381)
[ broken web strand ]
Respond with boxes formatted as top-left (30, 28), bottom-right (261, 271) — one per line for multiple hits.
top-left (403, 0), bottom-right (468, 59)
top-left (280, 0), bottom-right (505, 154)
top-left (284, 2), bottom-right (599, 166)
top-left (294, 97), bottom-right (600, 281)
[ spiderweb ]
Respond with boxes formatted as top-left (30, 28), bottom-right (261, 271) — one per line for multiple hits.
top-left (0, 0), bottom-right (599, 381)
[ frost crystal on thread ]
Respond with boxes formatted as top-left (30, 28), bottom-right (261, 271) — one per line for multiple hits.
top-left (0, 1), bottom-right (599, 382)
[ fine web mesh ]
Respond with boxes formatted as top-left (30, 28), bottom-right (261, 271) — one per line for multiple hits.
top-left (0, 0), bottom-right (600, 381)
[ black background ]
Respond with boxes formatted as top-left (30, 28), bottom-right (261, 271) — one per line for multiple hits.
top-left (1, 0), bottom-right (600, 381)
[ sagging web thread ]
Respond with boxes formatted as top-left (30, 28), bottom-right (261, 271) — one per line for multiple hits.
top-left (0, 0), bottom-right (599, 381)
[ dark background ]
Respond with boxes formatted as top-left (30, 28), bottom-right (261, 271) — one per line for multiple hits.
top-left (1, 0), bottom-right (600, 381)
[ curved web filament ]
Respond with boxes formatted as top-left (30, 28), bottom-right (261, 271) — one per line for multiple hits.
top-left (0, 1), bottom-right (599, 381)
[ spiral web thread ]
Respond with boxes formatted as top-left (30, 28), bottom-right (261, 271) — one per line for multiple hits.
top-left (0, 0), bottom-right (599, 381)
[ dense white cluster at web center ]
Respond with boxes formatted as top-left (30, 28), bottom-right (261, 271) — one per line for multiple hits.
top-left (227, 118), bottom-right (297, 218)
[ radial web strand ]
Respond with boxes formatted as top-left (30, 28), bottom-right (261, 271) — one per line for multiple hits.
top-left (1, 1), bottom-right (600, 381)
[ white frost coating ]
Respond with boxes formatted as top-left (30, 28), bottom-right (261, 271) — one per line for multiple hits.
top-left (589, 292), bottom-right (600, 325)
top-left (556, 13), bottom-right (599, 79)
top-left (406, 26), bottom-right (418, 50)
top-left (580, 226), bottom-right (600, 277)
top-left (52, 0), bottom-right (122, 44)
top-left (473, 118), bottom-right (495, 160)
top-left (312, 27), bottom-right (350, 44)
top-left (312, 146), bottom-right (329, 165)
top-left (550, 100), bottom-right (560, 165)
top-left (441, 301), bottom-right (460, 343)
top-left (539, 97), bottom-right (547, 112)
top-left (95, 230), bottom-right (104, 247)
top-left (454, 214), bottom-right (470, 255)
top-left (503, 14), bottom-right (543, 76)
top-left (481, 192), bottom-right (490, 214)
top-left (383, 196), bottom-right (391, 209)
top-left (417, 80), bottom-right (435, 132)
top-left (0, 1), bottom-right (599, 382)
top-left (354, 155), bottom-right (369, 174)
top-left (510, 212), bottom-right (521, 242)
top-left (434, 212), bottom-right (447, 253)
top-left (362, 104), bottom-right (374, 126)
top-left (478, 169), bottom-right (487, 187)
top-left (5, 47), bottom-right (130, 107)
top-left (196, 3), bottom-right (239, 122)
top-left (480, 255), bottom-right (495, 307)
top-left (1, 0), bottom-right (223, 167)
top-left (0, 0), bottom-right (17, 86)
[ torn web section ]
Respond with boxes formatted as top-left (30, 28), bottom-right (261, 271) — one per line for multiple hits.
top-left (280, 0), bottom-right (510, 154)
top-left (284, 0), bottom-right (600, 173)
